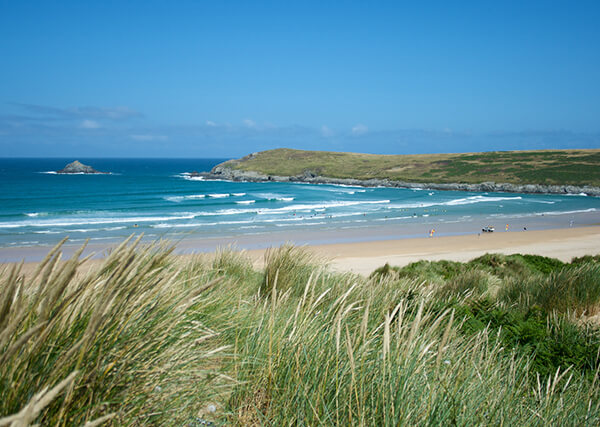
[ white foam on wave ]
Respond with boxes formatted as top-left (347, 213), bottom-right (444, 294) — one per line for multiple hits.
top-left (374, 216), bottom-right (413, 221)
top-left (39, 171), bottom-right (113, 176)
top-left (70, 226), bottom-right (128, 233)
top-left (176, 173), bottom-right (205, 181)
top-left (152, 219), bottom-right (255, 229)
top-left (444, 196), bottom-right (522, 206)
top-left (387, 195), bottom-right (523, 210)
top-left (236, 200), bottom-right (256, 205)
top-left (164, 196), bottom-right (184, 203)
top-left (254, 193), bottom-right (294, 201)
top-left (256, 199), bottom-right (390, 214)
top-left (164, 194), bottom-right (206, 202)
top-left (232, 193), bottom-right (246, 196)
top-left (189, 200), bottom-right (390, 218)
top-left (528, 199), bottom-right (555, 204)
top-left (332, 188), bottom-right (367, 195)
top-left (208, 193), bottom-right (229, 198)
top-left (328, 183), bottom-right (366, 189)
top-left (0, 214), bottom-right (197, 229)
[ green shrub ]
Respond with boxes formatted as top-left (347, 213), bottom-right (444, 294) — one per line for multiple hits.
top-left (520, 254), bottom-right (565, 274)
top-left (571, 254), bottom-right (600, 265)
top-left (449, 298), bottom-right (600, 379)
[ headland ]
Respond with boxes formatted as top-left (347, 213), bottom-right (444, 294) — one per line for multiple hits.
top-left (196, 148), bottom-right (600, 196)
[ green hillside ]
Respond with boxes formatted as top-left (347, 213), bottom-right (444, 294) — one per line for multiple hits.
top-left (220, 148), bottom-right (600, 186)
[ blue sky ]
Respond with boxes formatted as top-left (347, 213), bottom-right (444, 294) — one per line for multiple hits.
top-left (1, 1), bottom-right (599, 157)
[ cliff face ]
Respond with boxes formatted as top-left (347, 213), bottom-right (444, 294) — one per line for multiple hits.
top-left (201, 165), bottom-right (600, 196)
top-left (57, 161), bottom-right (106, 174)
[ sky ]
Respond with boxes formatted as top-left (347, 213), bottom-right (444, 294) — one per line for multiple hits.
top-left (1, 0), bottom-right (599, 158)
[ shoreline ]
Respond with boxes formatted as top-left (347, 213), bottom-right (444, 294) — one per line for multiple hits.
top-left (1, 208), bottom-right (597, 263)
top-left (200, 166), bottom-right (600, 196)
top-left (4, 225), bottom-right (599, 277)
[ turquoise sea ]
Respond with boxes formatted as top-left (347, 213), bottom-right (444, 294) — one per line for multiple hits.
top-left (1, 158), bottom-right (599, 255)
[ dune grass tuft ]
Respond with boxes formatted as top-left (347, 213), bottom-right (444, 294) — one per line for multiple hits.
top-left (0, 236), bottom-right (226, 425)
top-left (261, 243), bottom-right (320, 298)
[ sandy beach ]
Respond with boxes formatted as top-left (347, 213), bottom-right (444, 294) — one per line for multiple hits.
top-left (3, 226), bottom-right (599, 277)
top-left (297, 226), bottom-right (600, 275)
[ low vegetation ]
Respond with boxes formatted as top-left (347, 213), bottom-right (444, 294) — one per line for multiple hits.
top-left (220, 148), bottom-right (600, 186)
top-left (1, 239), bottom-right (600, 425)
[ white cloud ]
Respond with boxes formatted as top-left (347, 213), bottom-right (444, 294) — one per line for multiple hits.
top-left (243, 118), bottom-right (256, 128)
top-left (321, 125), bottom-right (334, 137)
top-left (130, 134), bottom-right (168, 141)
top-left (351, 124), bottom-right (368, 135)
top-left (17, 103), bottom-right (142, 120)
top-left (80, 119), bottom-right (101, 129)
top-left (205, 120), bottom-right (217, 127)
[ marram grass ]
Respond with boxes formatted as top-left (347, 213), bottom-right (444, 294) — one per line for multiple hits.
top-left (0, 236), bottom-right (227, 426)
top-left (1, 240), bottom-right (600, 425)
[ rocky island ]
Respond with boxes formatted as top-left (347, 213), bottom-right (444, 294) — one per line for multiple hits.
top-left (56, 160), bottom-right (107, 174)
top-left (195, 148), bottom-right (600, 196)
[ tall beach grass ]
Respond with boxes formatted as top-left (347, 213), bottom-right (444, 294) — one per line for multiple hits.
top-left (1, 240), bottom-right (599, 425)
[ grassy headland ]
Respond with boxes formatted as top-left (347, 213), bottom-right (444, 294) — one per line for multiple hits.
top-left (216, 148), bottom-right (600, 186)
top-left (2, 239), bottom-right (600, 424)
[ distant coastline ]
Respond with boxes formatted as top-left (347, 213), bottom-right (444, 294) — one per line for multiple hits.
top-left (198, 165), bottom-right (600, 197)
top-left (196, 148), bottom-right (600, 196)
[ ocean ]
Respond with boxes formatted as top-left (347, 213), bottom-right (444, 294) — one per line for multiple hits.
top-left (1, 158), bottom-right (599, 256)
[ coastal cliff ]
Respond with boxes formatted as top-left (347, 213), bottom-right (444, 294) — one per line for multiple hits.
top-left (196, 148), bottom-right (600, 196)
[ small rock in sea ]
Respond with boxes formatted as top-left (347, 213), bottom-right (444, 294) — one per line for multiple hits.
top-left (56, 160), bottom-right (107, 174)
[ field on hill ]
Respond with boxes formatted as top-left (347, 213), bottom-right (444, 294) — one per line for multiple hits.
top-left (2, 239), bottom-right (600, 424)
top-left (220, 148), bottom-right (600, 186)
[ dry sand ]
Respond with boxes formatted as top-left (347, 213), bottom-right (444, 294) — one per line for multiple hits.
top-left (5, 226), bottom-right (600, 277)
top-left (246, 226), bottom-right (600, 275)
